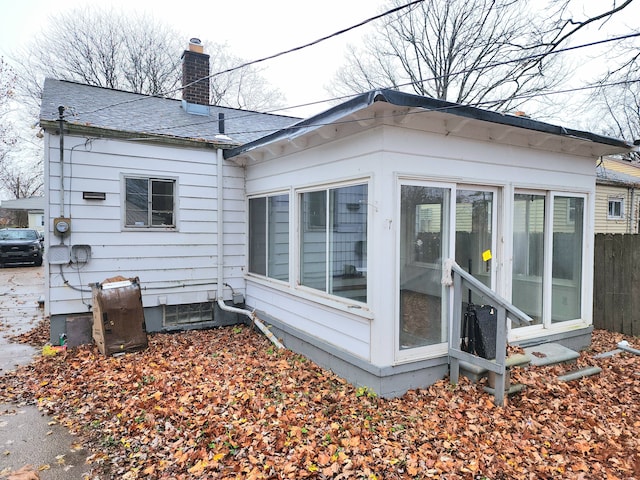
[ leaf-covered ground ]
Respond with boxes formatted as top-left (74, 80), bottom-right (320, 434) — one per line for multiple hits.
top-left (1, 325), bottom-right (639, 479)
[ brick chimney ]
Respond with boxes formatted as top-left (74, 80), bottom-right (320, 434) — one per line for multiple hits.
top-left (181, 38), bottom-right (210, 115)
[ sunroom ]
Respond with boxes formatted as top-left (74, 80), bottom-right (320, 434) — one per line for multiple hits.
top-left (224, 89), bottom-right (632, 398)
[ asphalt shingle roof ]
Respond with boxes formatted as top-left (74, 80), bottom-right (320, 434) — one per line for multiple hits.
top-left (39, 78), bottom-right (299, 146)
top-left (225, 89), bottom-right (633, 159)
top-left (597, 157), bottom-right (640, 186)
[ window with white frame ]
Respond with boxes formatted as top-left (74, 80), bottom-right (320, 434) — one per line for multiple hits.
top-left (300, 183), bottom-right (368, 302)
top-left (608, 197), bottom-right (624, 219)
top-left (512, 192), bottom-right (586, 327)
top-left (248, 194), bottom-right (289, 281)
top-left (125, 177), bottom-right (176, 227)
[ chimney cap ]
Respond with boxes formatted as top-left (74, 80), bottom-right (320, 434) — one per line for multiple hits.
top-left (188, 38), bottom-right (204, 54)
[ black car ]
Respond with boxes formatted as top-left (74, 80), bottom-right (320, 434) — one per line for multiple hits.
top-left (0, 228), bottom-right (44, 266)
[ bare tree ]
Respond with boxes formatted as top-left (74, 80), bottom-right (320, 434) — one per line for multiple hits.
top-left (0, 57), bottom-right (17, 160)
top-left (588, 33), bottom-right (640, 154)
top-left (207, 45), bottom-right (285, 111)
top-left (0, 159), bottom-right (43, 200)
top-left (11, 7), bottom-right (284, 111)
top-left (331, 0), bottom-right (634, 113)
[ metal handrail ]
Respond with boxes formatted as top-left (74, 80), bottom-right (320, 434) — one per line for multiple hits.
top-left (447, 261), bottom-right (532, 406)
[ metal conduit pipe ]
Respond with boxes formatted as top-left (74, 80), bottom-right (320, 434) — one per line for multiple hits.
top-left (617, 340), bottom-right (640, 356)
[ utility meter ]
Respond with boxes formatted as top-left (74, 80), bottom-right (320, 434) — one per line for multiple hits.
top-left (54, 217), bottom-right (71, 237)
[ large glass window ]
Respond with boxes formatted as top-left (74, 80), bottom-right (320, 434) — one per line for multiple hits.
top-left (248, 194), bottom-right (289, 281)
top-left (512, 192), bottom-right (586, 326)
top-left (125, 177), bottom-right (175, 227)
top-left (552, 196), bottom-right (583, 322)
top-left (300, 184), bottom-right (367, 302)
top-left (512, 193), bottom-right (545, 325)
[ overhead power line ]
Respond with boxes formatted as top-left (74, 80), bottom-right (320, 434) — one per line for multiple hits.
top-left (134, 32), bottom-right (640, 137)
top-left (175, 0), bottom-right (425, 95)
top-left (73, 0), bottom-right (425, 117)
top-left (64, 1), bottom-right (640, 138)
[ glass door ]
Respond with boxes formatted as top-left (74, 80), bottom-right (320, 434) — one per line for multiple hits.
top-left (399, 184), bottom-right (451, 352)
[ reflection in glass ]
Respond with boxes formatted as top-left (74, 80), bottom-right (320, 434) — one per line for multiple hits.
top-left (399, 185), bottom-right (449, 349)
top-left (552, 197), bottom-right (583, 322)
top-left (512, 194), bottom-right (545, 325)
top-left (456, 190), bottom-right (493, 304)
top-left (301, 185), bottom-right (367, 302)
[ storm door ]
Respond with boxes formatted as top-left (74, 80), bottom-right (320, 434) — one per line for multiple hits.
top-left (399, 184), bottom-right (451, 353)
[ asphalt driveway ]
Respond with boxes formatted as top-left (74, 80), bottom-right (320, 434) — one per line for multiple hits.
top-left (0, 265), bottom-right (90, 479)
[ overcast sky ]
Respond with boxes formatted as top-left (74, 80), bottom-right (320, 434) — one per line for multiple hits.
top-left (0, 0), bottom-right (638, 118)
top-left (0, 0), bottom-right (386, 117)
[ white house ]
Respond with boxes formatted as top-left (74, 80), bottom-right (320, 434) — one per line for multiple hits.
top-left (39, 41), bottom-right (297, 343)
top-left (0, 196), bottom-right (45, 231)
top-left (40, 42), bottom-right (633, 398)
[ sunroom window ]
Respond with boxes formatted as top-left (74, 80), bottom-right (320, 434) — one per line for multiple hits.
top-left (512, 192), bottom-right (586, 327)
top-left (248, 194), bottom-right (289, 281)
top-left (300, 184), bottom-right (368, 302)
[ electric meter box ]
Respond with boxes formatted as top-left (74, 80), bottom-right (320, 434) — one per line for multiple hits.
top-left (91, 277), bottom-right (148, 356)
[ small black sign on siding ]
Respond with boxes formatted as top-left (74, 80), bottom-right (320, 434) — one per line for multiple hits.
top-left (83, 191), bottom-right (106, 200)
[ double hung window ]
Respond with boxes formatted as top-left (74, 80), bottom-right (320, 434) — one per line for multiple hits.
top-left (125, 177), bottom-right (175, 227)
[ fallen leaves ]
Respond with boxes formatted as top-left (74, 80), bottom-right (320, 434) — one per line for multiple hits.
top-left (0, 326), bottom-right (639, 479)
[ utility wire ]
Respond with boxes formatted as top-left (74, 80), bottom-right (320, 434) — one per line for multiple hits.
top-left (175, 0), bottom-right (425, 94)
top-left (209, 79), bottom-right (640, 141)
top-left (59, 11), bottom-right (640, 140)
top-left (90, 77), bottom-right (640, 146)
top-left (72, 0), bottom-right (424, 117)
top-left (127, 32), bottom-right (640, 138)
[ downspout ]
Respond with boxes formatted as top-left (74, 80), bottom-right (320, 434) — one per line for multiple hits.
top-left (630, 187), bottom-right (636, 233)
top-left (215, 148), bottom-right (284, 350)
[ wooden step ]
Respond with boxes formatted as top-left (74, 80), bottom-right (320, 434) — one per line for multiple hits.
top-left (523, 343), bottom-right (579, 367)
top-left (558, 366), bottom-right (602, 382)
top-left (484, 383), bottom-right (526, 396)
top-left (460, 353), bottom-right (531, 381)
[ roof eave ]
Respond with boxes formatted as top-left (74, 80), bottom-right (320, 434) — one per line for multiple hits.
top-left (224, 89), bottom-right (633, 161)
top-left (39, 119), bottom-right (241, 150)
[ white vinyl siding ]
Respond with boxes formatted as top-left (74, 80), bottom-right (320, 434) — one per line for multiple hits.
top-left (45, 135), bottom-right (240, 316)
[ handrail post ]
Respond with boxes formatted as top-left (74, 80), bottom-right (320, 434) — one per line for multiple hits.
top-left (450, 272), bottom-right (463, 385)
top-left (447, 261), bottom-right (531, 407)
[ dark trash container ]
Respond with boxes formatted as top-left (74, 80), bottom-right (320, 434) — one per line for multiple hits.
top-left (91, 277), bottom-right (148, 356)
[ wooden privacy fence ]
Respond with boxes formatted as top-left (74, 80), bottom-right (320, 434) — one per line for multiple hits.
top-left (593, 233), bottom-right (640, 336)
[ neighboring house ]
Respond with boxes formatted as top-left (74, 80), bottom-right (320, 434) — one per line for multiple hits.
top-left (0, 196), bottom-right (45, 231)
top-left (40, 41), bottom-right (633, 398)
top-left (595, 156), bottom-right (640, 233)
